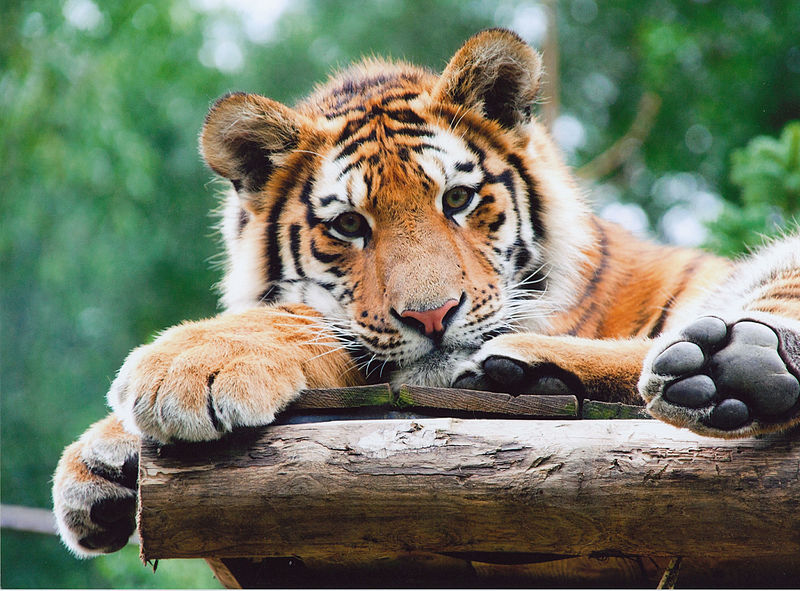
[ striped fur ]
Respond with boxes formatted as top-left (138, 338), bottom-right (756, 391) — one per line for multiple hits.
top-left (53, 29), bottom-right (799, 558)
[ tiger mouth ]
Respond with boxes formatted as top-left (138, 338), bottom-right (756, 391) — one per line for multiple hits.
top-left (350, 320), bottom-right (511, 383)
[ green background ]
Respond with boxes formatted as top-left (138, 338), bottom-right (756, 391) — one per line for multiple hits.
top-left (2, 0), bottom-right (799, 587)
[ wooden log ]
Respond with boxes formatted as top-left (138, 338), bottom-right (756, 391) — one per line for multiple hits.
top-left (138, 418), bottom-right (800, 564)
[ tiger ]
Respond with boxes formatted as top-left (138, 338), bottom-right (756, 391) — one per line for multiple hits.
top-left (53, 28), bottom-right (800, 557)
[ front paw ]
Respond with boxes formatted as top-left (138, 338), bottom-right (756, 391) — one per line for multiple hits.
top-left (53, 416), bottom-right (139, 557)
top-left (108, 320), bottom-right (307, 443)
top-left (641, 315), bottom-right (800, 437)
top-left (453, 352), bottom-right (577, 396)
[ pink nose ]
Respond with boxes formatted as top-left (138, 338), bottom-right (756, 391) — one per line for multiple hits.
top-left (400, 299), bottom-right (460, 337)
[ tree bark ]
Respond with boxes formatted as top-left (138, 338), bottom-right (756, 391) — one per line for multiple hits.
top-left (139, 417), bottom-right (800, 563)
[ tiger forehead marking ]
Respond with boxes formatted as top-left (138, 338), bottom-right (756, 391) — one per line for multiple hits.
top-left (315, 118), bottom-right (485, 219)
top-left (204, 29), bottom-right (591, 385)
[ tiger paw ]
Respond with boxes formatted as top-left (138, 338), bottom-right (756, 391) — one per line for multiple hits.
top-left (452, 354), bottom-right (577, 396)
top-left (52, 416), bottom-right (139, 557)
top-left (108, 307), bottom-right (357, 443)
top-left (640, 315), bottom-right (800, 437)
top-left (109, 317), bottom-right (306, 443)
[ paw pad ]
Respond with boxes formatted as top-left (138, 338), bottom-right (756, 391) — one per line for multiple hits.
top-left (652, 341), bottom-right (705, 375)
top-left (662, 374), bottom-right (715, 408)
top-left (454, 355), bottom-right (573, 396)
top-left (653, 317), bottom-right (800, 431)
top-left (483, 356), bottom-right (526, 386)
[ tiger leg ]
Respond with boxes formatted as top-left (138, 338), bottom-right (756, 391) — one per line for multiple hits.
top-left (452, 333), bottom-right (651, 405)
top-left (53, 414), bottom-right (139, 557)
top-left (640, 237), bottom-right (800, 437)
top-left (54, 304), bottom-right (361, 555)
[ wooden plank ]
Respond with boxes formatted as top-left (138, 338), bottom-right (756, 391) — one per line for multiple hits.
top-left (204, 558), bottom-right (242, 589)
top-left (287, 384), bottom-right (393, 410)
top-left (581, 399), bottom-right (649, 420)
top-left (395, 385), bottom-right (579, 417)
top-left (283, 384), bottom-right (580, 421)
top-left (138, 418), bottom-right (800, 564)
top-left (287, 386), bottom-right (652, 420)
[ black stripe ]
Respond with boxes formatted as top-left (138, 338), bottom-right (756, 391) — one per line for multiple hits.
top-left (408, 142), bottom-right (443, 154)
top-left (455, 161), bottom-right (475, 172)
top-left (335, 108), bottom-right (427, 142)
top-left (338, 157), bottom-right (363, 179)
top-left (336, 129), bottom-right (377, 161)
top-left (264, 195), bottom-right (287, 283)
top-left (236, 208), bottom-right (249, 237)
top-left (513, 238), bottom-right (529, 270)
top-left (320, 194), bottom-right (340, 206)
top-left (483, 169), bottom-right (522, 245)
top-left (289, 224), bottom-right (305, 278)
top-left (310, 238), bottom-right (340, 264)
top-left (363, 173), bottom-right (373, 202)
top-left (385, 91), bottom-right (420, 103)
top-left (383, 126), bottom-right (432, 138)
top-left (335, 116), bottom-right (370, 144)
top-left (324, 106), bottom-right (367, 120)
top-left (465, 139), bottom-right (487, 164)
top-left (647, 256), bottom-right (703, 338)
top-left (206, 372), bottom-right (221, 432)
top-left (298, 178), bottom-right (322, 229)
top-left (258, 285), bottom-right (282, 305)
top-left (518, 263), bottom-right (548, 294)
top-left (454, 117), bottom-right (541, 242)
top-left (566, 220), bottom-right (610, 336)
top-left (507, 153), bottom-right (545, 240)
top-left (387, 108), bottom-right (426, 125)
top-left (487, 212), bottom-right (506, 233)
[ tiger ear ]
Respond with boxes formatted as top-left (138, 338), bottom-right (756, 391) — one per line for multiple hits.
top-left (432, 29), bottom-right (543, 130)
top-left (201, 92), bottom-right (306, 198)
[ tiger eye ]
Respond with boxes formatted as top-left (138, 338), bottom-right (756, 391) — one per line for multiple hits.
top-left (443, 187), bottom-right (474, 214)
top-left (332, 212), bottom-right (367, 237)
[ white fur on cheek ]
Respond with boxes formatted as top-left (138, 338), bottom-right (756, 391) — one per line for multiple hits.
top-left (218, 190), bottom-right (267, 313)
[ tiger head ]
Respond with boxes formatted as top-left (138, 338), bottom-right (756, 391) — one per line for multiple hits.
top-left (200, 29), bottom-right (592, 386)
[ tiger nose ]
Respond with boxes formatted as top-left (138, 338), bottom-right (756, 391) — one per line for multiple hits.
top-left (396, 297), bottom-right (461, 339)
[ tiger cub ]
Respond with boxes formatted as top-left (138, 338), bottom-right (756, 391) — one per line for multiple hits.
top-left (53, 29), bottom-right (800, 557)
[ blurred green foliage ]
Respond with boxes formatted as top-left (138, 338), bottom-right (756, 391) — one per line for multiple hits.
top-left (1, 0), bottom-right (799, 587)
top-left (707, 122), bottom-right (800, 254)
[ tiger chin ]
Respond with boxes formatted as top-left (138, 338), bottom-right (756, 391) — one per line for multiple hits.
top-left (53, 29), bottom-right (800, 557)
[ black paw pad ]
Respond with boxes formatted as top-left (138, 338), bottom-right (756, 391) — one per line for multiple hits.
top-left (79, 530), bottom-right (131, 553)
top-left (709, 398), bottom-right (750, 430)
top-left (680, 316), bottom-right (727, 348)
top-left (452, 371), bottom-right (490, 392)
top-left (90, 496), bottom-right (136, 529)
top-left (710, 322), bottom-right (799, 417)
top-left (663, 374), bottom-right (716, 408)
top-left (483, 356), bottom-right (526, 386)
top-left (454, 356), bottom-right (578, 396)
top-left (79, 496), bottom-right (136, 553)
top-left (654, 317), bottom-right (800, 431)
top-left (653, 341), bottom-right (705, 375)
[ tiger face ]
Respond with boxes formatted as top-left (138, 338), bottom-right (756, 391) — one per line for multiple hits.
top-left (202, 29), bottom-right (592, 386)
